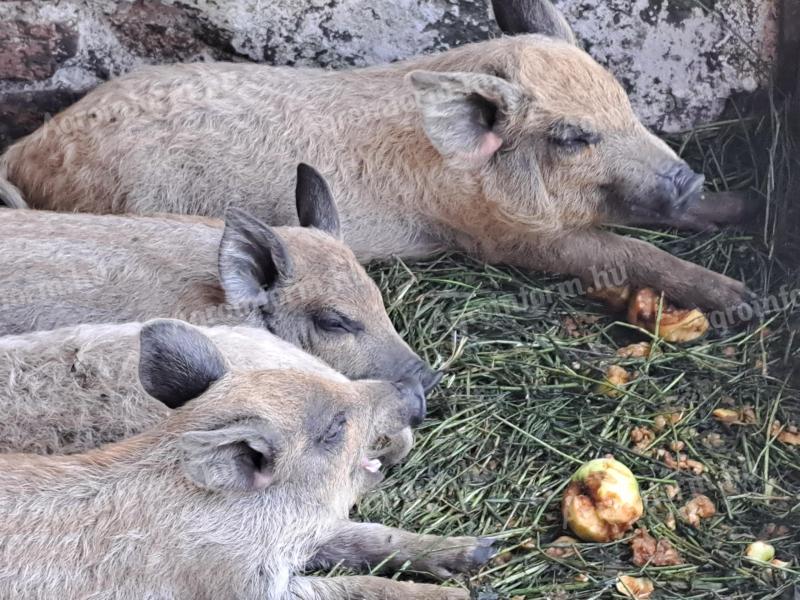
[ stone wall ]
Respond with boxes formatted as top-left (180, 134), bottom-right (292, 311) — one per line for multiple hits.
top-left (0, 0), bottom-right (780, 148)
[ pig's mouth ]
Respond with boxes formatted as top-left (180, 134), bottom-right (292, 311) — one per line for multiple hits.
top-left (361, 457), bottom-right (383, 474)
top-left (368, 427), bottom-right (414, 467)
top-left (631, 176), bottom-right (704, 220)
top-left (358, 427), bottom-right (415, 488)
top-left (664, 173), bottom-right (707, 219)
top-left (612, 177), bottom-right (718, 231)
top-left (357, 452), bottom-right (385, 490)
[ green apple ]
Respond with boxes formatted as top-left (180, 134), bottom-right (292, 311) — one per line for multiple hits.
top-left (562, 457), bottom-right (644, 542)
top-left (745, 541), bottom-right (776, 562)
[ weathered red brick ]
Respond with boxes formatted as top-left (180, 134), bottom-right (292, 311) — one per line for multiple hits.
top-left (0, 21), bottom-right (78, 82)
top-left (110, 0), bottom-right (201, 61)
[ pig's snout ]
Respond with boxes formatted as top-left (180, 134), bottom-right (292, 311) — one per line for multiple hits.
top-left (401, 358), bottom-right (443, 394)
top-left (663, 164), bottom-right (705, 211)
top-left (393, 376), bottom-right (427, 427)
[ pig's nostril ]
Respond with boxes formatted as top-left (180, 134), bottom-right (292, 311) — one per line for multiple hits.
top-left (409, 403), bottom-right (425, 427)
top-left (421, 369), bottom-right (444, 393)
top-left (679, 173), bottom-right (705, 197)
top-left (409, 383), bottom-right (426, 427)
top-left (404, 360), bottom-right (443, 394)
top-left (393, 376), bottom-right (427, 427)
top-left (670, 167), bottom-right (705, 200)
top-left (657, 165), bottom-right (705, 214)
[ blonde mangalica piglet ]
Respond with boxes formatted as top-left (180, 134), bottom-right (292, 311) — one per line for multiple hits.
top-left (0, 0), bottom-right (753, 310)
top-left (0, 165), bottom-right (440, 391)
top-left (0, 320), bottom-right (494, 599)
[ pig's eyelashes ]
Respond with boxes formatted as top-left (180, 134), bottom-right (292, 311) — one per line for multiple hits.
top-left (313, 311), bottom-right (364, 335)
top-left (319, 411), bottom-right (347, 448)
top-left (548, 122), bottom-right (601, 152)
top-left (550, 134), bottom-right (599, 152)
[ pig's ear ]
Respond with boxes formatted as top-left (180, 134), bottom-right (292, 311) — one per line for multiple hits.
top-left (295, 163), bottom-right (342, 239)
top-left (491, 0), bottom-right (577, 45)
top-left (407, 70), bottom-right (522, 170)
top-left (219, 208), bottom-right (293, 307)
top-left (138, 319), bottom-right (227, 409)
top-left (180, 418), bottom-right (282, 493)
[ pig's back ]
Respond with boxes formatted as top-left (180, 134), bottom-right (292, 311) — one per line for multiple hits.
top-left (1, 61), bottom-right (440, 259)
top-left (0, 210), bottom-right (223, 335)
top-left (0, 320), bottom-right (346, 455)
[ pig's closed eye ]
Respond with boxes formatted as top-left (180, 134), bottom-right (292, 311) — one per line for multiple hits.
top-left (313, 311), bottom-right (364, 335)
top-left (319, 412), bottom-right (347, 447)
top-left (549, 122), bottom-right (601, 152)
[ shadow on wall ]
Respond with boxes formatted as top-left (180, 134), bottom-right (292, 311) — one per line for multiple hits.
top-left (776, 0), bottom-right (800, 263)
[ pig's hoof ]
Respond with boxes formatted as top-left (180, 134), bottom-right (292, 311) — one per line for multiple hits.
top-left (471, 537), bottom-right (499, 568)
top-left (672, 268), bottom-right (752, 314)
top-left (423, 536), bottom-right (499, 579)
top-left (703, 279), bottom-right (753, 314)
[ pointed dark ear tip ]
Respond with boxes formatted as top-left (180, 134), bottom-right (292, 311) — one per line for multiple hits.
top-left (491, 0), bottom-right (577, 44)
top-left (297, 162), bottom-right (315, 178)
top-left (218, 205), bottom-right (291, 304)
top-left (139, 318), bottom-right (176, 343)
top-left (491, 0), bottom-right (519, 35)
top-left (296, 163), bottom-right (314, 188)
top-left (296, 162), bottom-right (327, 187)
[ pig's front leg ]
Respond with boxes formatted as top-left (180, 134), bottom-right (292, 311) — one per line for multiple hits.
top-left (308, 521), bottom-right (496, 579)
top-left (289, 575), bottom-right (468, 600)
top-left (487, 228), bottom-right (752, 311)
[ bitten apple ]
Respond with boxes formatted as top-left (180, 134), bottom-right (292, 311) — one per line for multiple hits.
top-left (562, 457), bottom-right (644, 542)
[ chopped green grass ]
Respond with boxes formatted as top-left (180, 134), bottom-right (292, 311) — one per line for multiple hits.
top-left (354, 99), bottom-right (799, 598)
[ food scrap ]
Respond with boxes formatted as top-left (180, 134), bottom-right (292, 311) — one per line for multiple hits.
top-left (616, 575), bottom-right (655, 599)
top-left (664, 484), bottom-right (681, 500)
top-left (596, 365), bottom-right (631, 397)
top-left (630, 426), bottom-right (656, 452)
top-left (589, 285), bottom-right (710, 342)
top-left (544, 535), bottom-right (581, 559)
top-left (653, 411), bottom-right (684, 432)
top-left (679, 495), bottom-right (716, 527)
top-left (628, 288), bottom-right (709, 343)
top-left (712, 406), bottom-right (757, 425)
top-left (745, 541), bottom-right (776, 562)
top-left (771, 559), bottom-right (792, 569)
top-left (630, 528), bottom-right (683, 566)
top-left (617, 342), bottom-right (652, 359)
top-left (655, 449), bottom-right (704, 474)
top-left (771, 421), bottom-right (800, 446)
top-left (562, 457), bottom-right (644, 542)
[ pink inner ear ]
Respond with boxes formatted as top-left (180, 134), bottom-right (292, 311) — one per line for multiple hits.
top-left (455, 131), bottom-right (503, 170)
top-left (252, 470), bottom-right (274, 490)
top-left (479, 131), bottom-right (503, 157)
